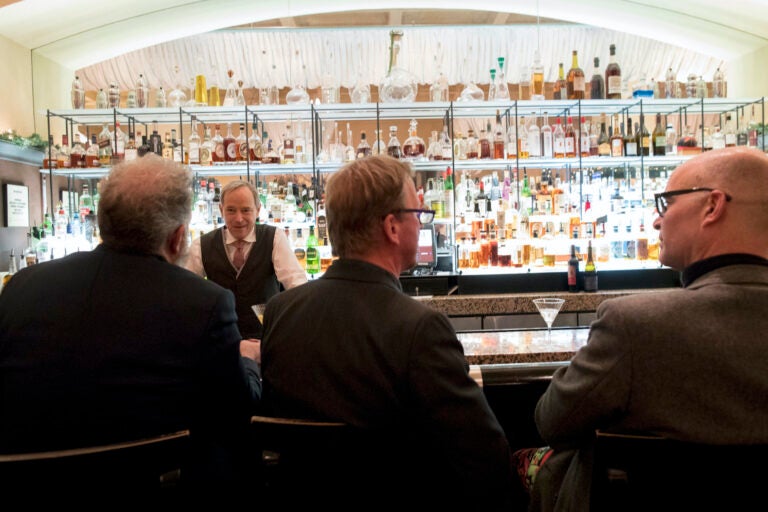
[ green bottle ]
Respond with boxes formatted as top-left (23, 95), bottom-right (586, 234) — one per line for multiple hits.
top-left (305, 225), bottom-right (321, 275)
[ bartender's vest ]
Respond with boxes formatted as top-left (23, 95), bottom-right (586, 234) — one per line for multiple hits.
top-left (200, 224), bottom-right (279, 338)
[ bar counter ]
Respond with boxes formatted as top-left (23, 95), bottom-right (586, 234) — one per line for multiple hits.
top-left (415, 288), bottom-right (667, 317)
top-left (461, 327), bottom-right (589, 365)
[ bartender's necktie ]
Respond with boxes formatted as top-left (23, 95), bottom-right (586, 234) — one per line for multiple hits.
top-left (232, 240), bottom-right (245, 271)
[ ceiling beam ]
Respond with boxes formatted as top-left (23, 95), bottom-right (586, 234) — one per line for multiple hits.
top-left (389, 10), bottom-right (403, 26)
top-left (279, 17), bottom-right (297, 28)
top-left (492, 12), bottom-right (509, 25)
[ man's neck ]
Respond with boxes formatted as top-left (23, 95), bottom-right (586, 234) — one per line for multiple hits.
top-left (345, 251), bottom-right (403, 278)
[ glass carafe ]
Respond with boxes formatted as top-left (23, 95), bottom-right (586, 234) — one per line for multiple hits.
top-left (402, 119), bottom-right (426, 160)
top-left (458, 55), bottom-right (484, 102)
top-left (71, 75), bottom-right (85, 109)
top-left (168, 65), bottom-right (187, 107)
top-left (379, 30), bottom-right (417, 103)
top-left (223, 69), bottom-right (238, 106)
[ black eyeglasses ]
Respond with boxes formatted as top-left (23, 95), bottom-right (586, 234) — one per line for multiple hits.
top-left (654, 187), bottom-right (732, 218)
top-left (391, 209), bottom-right (436, 224)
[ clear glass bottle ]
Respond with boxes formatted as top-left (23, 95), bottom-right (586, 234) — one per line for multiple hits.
top-left (236, 123), bottom-right (248, 162)
top-left (496, 57), bottom-right (511, 100)
top-left (71, 75), bottom-right (85, 109)
top-left (553, 116), bottom-right (566, 158)
top-left (665, 67), bottom-right (677, 98)
top-left (712, 67), bottom-right (726, 98)
top-left (135, 74), bottom-right (149, 108)
top-left (286, 82), bottom-right (310, 105)
top-left (429, 58), bottom-right (449, 102)
top-left (187, 116), bottom-right (201, 165)
top-left (372, 129), bottom-right (386, 156)
top-left (696, 76), bottom-right (708, 98)
top-left (403, 120), bottom-right (426, 160)
top-left (379, 30), bottom-right (417, 103)
top-left (223, 123), bottom-right (237, 163)
top-left (487, 69), bottom-right (497, 102)
top-left (531, 50), bottom-right (545, 100)
top-left (248, 117), bottom-right (263, 162)
top-left (212, 124), bottom-right (225, 164)
top-left (236, 80), bottom-right (246, 106)
top-left (95, 88), bottom-right (108, 109)
top-left (282, 124), bottom-right (296, 164)
top-left (440, 125), bottom-right (453, 160)
top-left (85, 134), bottom-right (100, 167)
top-left (168, 65), bottom-right (187, 107)
top-left (124, 132), bottom-right (137, 162)
top-left (517, 64), bottom-right (529, 101)
top-left (356, 131), bottom-right (372, 159)
top-left (458, 53), bottom-right (484, 102)
top-left (201, 127), bottom-right (214, 166)
top-left (321, 50), bottom-right (339, 104)
top-left (126, 89), bottom-right (138, 108)
top-left (155, 86), bottom-right (167, 108)
top-left (223, 69), bottom-right (238, 107)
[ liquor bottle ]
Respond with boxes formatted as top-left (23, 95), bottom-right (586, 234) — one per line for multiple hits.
top-left (443, 167), bottom-right (454, 220)
top-left (135, 74), bottom-right (149, 108)
top-left (553, 116), bottom-right (566, 158)
top-left (171, 129), bottom-right (182, 163)
top-left (565, 116), bottom-right (577, 158)
top-left (282, 124), bottom-right (296, 164)
top-left (611, 115), bottom-right (624, 157)
top-left (666, 123), bottom-right (678, 155)
top-left (737, 113), bottom-right (749, 146)
top-left (43, 135), bottom-right (58, 170)
top-left (527, 118), bottom-right (541, 159)
top-left (248, 117), bottom-right (262, 162)
top-left (71, 75), bottom-right (85, 109)
top-left (531, 50), bottom-right (545, 100)
top-left (517, 119), bottom-right (529, 159)
top-left (711, 126), bottom-right (726, 150)
top-left (466, 128), bottom-right (479, 159)
top-left (506, 121), bottom-right (518, 160)
top-left (568, 244), bottom-right (579, 292)
top-left (223, 123), bottom-right (237, 162)
top-left (712, 67), bottom-right (726, 98)
top-left (386, 126), bottom-right (402, 159)
top-left (379, 30), bottom-right (417, 103)
top-left (637, 115), bottom-right (651, 156)
top-left (85, 135), bottom-right (100, 167)
top-left (162, 131), bottom-right (173, 160)
top-left (79, 183), bottom-right (93, 221)
top-left (440, 125), bottom-right (452, 160)
top-left (624, 117), bottom-right (638, 156)
top-left (155, 86), bottom-right (167, 108)
top-left (356, 131), bottom-right (372, 159)
top-left (605, 44), bottom-right (622, 99)
top-left (541, 112), bottom-right (554, 158)
top-left (589, 57), bottom-right (604, 99)
top-left (429, 59), bottom-right (449, 102)
top-left (235, 123), bottom-right (248, 162)
top-left (583, 240), bottom-right (598, 292)
top-left (108, 81), bottom-right (120, 108)
top-left (137, 132), bottom-right (151, 157)
top-left (589, 121), bottom-right (599, 157)
top-left (149, 124), bottom-right (163, 157)
top-left (652, 113), bottom-right (667, 156)
top-left (554, 63), bottom-right (567, 100)
top-left (493, 110), bottom-right (505, 159)
top-left (2, 249), bottom-right (18, 288)
top-left (223, 70), bottom-right (238, 107)
top-left (124, 132), bottom-right (139, 165)
top-left (262, 137), bottom-right (280, 164)
top-left (487, 69), bottom-right (497, 103)
top-left (95, 127), bottom-right (111, 166)
top-left (293, 228), bottom-right (306, 270)
top-left (200, 127), bottom-right (214, 166)
top-left (665, 67), bottom-right (677, 98)
top-left (69, 135), bottom-right (86, 168)
top-left (402, 119), bottom-right (426, 160)
top-left (517, 64), bottom-right (530, 101)
top-left (212, 125), bottom-right (225, 164)
top-left (187, 117), bottom-right (201, 165)
top-left (724, 115), bottom-right (737, 147)
top-left (597, 115), bottom-right (611, 156)
top-left (305, 225), bottom-right (320, 276)
top-left (479, 122), bottom-right (492, 159)
top-left (95, 88), bottom-right (108, 109)
top-left (580, 117), bottom-right (591, 157)
top-left (496, 57), bottom-right (511, 100)
top-left (566, 50), bottom-right (585, 100)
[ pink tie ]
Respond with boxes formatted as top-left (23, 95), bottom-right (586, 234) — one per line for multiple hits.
top-left (232, 240), bottom-right (245, 271)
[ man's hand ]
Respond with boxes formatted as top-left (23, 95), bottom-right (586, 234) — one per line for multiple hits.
top-left (240, 338), bottom-right (261, 364)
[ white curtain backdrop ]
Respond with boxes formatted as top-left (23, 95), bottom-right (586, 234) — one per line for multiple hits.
top-left (76, 24), bottom-right (725, 95)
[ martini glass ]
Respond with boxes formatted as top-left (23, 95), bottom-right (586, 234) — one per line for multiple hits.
top-left (252, 304), bottom-right (266, 325)
top-left (533, 298), bottom-right (565, 344)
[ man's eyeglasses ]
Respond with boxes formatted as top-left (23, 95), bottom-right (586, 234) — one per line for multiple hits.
top-left (654, 188), bottom-right (732, 218)
top-left (391, 209), bottom-right (436, 224)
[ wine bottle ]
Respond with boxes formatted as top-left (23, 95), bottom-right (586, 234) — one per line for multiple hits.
top-left (568, 244), bottom-right (579, 292)
top-left (584, 240), bottom-right (598, 292)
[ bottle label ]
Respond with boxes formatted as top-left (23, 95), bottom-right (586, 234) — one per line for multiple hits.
top-left (568, 264), bottom-right (577, 286)
top-left (607, 76), bottom-right (622, 96)
top-left (584, 273), bottom-right (598, 292)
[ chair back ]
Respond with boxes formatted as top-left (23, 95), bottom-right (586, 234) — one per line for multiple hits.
top-left (0, 429), bottom-right (190, 491)
top-left (251, 415), bottom-right (416, 507)
top-left (591, 430), bottom-right (766, 511)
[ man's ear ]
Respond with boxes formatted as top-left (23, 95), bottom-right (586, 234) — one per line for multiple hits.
top-left (168, 224), bottom-right (186, 257)
top-left (381, 213), bottom-right (400, 244)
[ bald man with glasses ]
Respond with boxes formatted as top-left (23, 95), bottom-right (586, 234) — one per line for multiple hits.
top-left (528, 146), bottom-right (768, 512)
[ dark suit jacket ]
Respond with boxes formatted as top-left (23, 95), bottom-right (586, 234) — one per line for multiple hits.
top-left (532, 263), bottom-right (768, 511)
top-left (0, 244), bottom-right (259, 480)
top-left (261, 258), bottom-right (515, 508)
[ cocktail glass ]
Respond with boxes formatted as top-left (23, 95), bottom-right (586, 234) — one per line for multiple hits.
top-left (533, 298), bottom-right (565, 344)
top-left (252, 304), bottom-right (266, 325)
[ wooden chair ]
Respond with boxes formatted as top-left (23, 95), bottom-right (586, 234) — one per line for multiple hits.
top-left (590, 430), bottom-right (766, 511)
top-left (0, 429), bottom-right (190, 492)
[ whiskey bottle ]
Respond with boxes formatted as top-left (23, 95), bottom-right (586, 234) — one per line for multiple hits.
top-left (200, 127), bottom-right (213, 166)
top-left (282, 124), bottom-right (296, 164)
top-left (493, 111), bottom-right (505, 159)
top-left (565, 117), bottom-right (577, 158)
top-left (479, 122), bottom-right (492, 159)
top-left (162, 131), bottom-right (173, 160)
top-left (597, 115), bottom-right (611, 156)
top-left (605, 44), bottom-right (622, 99)
top-left (624, 117), bottom-right (637, 157)
top-left (187, 116), bottom-right (201, 165)
top-left (86, 135), bottom-right (101, 167)
top-left (579, 117), bottom-right (591, 157)
top-left (531, 50), bottom-right (545, 100)
top-left (611, 115), bottom-right (624, 157)
top-left (402, 119), bottom-right (426, 160)
top-left (236, 123), bottom-right (248, 162)
top-left (566, 50), bottom-right (585, 99)
top-left (356, 131), bottom-right (372, 159)
top-left (637, 115), bottom-right (651, 156)
top-left (212, 125), bottom-right (225, 164)
top-left (224, 124), bottom-right (237, 162)
top-left (124, 132), bottom-right (137, 162)
top-left (652, 113), bottom-right (666, 156)
top-left (386, 126), bottom-right (402, 159)
top-left (248, 117), bottom-right (262, 162)
top-left (589, 57), bottom-right (604, 99)
top-left (553, 63), bottom-right (567, 100)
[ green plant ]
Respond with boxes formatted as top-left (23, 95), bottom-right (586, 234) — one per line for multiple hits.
top-left (0, 130), bottom-right (48, 151)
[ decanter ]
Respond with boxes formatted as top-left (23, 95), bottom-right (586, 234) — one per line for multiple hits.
top-left (135, 74), bottom-right (149, 108)
top-left (108, 81), bottom-right (120, 108)
top-left (236, 80), bottom-right (246, 106)
top-left (495, 57), bottom-right (511, 100)
top-left (321, 49), bottom-right (339, 104)
top-left (379, 30), bottom-right (417, 103)
top-left (223, 69), bottom-right (238, 107)
top-left (71, 75), bottom-right (85, 109)
top-left (167, 66), bottom-right (187, 107)
top-left (95, 88), bottom-right (108, 109)
top-left (429, 59), bottom-right (449, 102)
top-left (458, 56), bottom-right (484, 102)
top-left (402, 119), bottom-right (426, 160)
top-left (286, 83), bottom-right (310, 105)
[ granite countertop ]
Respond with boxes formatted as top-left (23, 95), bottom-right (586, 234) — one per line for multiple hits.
top-left (459, 328), bottom-right (590, 365)
top-left (415, 289), bottom-right (667, 317)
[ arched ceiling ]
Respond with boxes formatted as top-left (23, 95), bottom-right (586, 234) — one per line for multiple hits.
top-left (1, 0), bottom-right (767, 70)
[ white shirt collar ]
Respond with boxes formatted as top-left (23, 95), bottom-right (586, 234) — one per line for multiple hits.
top-left (223, 226), bottom-right (256, 245)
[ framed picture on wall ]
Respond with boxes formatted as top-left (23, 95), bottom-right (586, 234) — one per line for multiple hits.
top-left (4, 183), bottom-right (30, 227)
